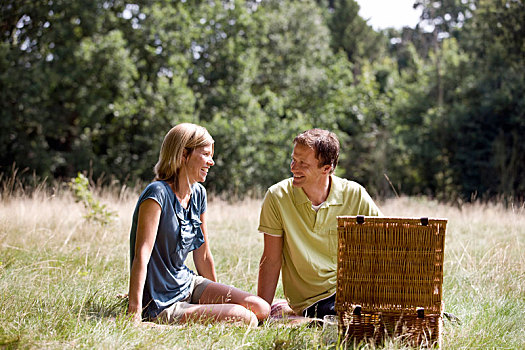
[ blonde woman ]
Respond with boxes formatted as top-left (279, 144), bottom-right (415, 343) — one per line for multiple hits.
top-left (128, 123), bottom-right (269, 326)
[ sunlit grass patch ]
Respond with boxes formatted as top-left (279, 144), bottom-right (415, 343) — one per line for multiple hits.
top-left (1, 190), bottom-right (524, 349)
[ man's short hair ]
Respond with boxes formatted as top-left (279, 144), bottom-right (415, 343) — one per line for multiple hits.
top-left (294, 129), bottom-right (339, 173)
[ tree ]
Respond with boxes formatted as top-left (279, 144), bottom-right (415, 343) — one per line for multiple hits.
top-left (197, 0), bottom-right (334, 195)
top-left (323, 0), bottom-right (386, 66)
top-left (0, 0), bottom-right (197, 182)
top-left (449, 0), bottom-right (525, 199)
top-left (1, 0), bottom-right (124, 178)
top-left (415, 0), bottom-right (474, 38)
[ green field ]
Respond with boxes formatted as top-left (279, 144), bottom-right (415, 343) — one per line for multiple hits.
top-left (0, 185), bottom-right (523, 349)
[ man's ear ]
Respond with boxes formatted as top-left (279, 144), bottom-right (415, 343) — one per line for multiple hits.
top-left (322, 164), bottom-right (332, 174)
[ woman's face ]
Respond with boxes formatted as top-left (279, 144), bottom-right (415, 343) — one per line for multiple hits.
top-left (185, 144), bottom-right (214, 183)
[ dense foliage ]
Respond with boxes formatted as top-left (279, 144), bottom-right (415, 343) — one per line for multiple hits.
top-left (1, 0), bottom-right (523, 200)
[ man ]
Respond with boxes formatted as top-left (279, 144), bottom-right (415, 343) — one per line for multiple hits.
top-left (257, 128), bottom-right (382, 319)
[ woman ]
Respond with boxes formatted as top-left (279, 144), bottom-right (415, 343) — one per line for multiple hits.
top-left (128, 123), bottom-right (269, 326)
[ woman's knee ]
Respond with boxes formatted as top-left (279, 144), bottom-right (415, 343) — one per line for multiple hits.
top-left (246, 296), bottom-right (270, 320)
top-left (229, 304), bottom-right (258, 327)
top-left (246, 310), bottom-right (258, 327)
top-left (198, 282), bottom-right (270, 321)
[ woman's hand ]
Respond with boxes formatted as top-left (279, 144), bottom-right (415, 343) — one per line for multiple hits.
top-left (127, 307), bottom-right (143, 325)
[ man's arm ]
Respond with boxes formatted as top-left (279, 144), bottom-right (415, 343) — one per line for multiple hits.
top-left (257, 233), bottom-right (283, 305)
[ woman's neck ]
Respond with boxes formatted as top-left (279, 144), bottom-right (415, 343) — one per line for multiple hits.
top-left (169, 177), bottom-right (193, 209)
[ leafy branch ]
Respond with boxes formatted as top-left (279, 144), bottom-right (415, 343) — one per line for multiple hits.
top-left (68, 173), bottom-right (117, 225)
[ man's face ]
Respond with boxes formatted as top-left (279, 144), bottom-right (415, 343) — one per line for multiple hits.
top-left (290, 143), bottom-right (331, 188)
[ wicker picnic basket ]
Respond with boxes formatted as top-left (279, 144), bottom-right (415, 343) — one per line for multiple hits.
top-left (335, 216), bottom-right (447, 347)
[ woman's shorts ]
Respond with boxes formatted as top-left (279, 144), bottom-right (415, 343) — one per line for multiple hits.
top-left (153, 275), bottom-right (213, 324)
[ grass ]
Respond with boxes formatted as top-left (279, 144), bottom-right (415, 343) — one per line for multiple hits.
top-left (0, 183), bottom-right (524, 349)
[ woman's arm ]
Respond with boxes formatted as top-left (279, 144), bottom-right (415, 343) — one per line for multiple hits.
top-left (127, 199), bottom-right (161, 323)
top-left (193, 211), bottom-right (217, 282)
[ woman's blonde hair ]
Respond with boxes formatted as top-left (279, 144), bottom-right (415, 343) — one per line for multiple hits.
top-left (154, 123), bottom-right (214, 188)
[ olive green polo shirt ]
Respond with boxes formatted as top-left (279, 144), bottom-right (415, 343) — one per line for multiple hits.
top-left (258, 175), bottom-right (382, 314)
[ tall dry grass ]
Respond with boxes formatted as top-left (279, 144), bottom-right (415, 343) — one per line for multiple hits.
top-left (0, 182), bottom-right (524, 349)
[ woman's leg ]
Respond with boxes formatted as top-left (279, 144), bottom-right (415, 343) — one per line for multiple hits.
top-left (178, 303), bottom-right (258, 326)
top-left (198, 282), bottom-right (270, 321)
top-left (154, 300), bottom-right (257, 327)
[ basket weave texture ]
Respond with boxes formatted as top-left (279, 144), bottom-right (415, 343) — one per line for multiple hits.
top-left (335, 216), bottom-right (447, 347)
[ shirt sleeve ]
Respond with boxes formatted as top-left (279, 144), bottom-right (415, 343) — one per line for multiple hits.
top-left (138, 182), bottom-right (167, 208)
top-left (198, 184), bottom-right (207, 215)
top-left (357, 185), bottom-right (383, 216)
top-left (258, 189), bottom-right (284, 237)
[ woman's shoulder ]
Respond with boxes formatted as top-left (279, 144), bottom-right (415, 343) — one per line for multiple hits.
top-left (191, 183), bottom-right (207, 212)
top-left (144, 180), bottom-right (170, 193)
top-left (192, 182), bottom-right (207, 195)
top-left (140, 181), bottom-right (172, 202)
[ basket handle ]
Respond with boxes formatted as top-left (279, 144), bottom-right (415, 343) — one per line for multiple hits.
top-left (353, 305), bottom-right (362, 316)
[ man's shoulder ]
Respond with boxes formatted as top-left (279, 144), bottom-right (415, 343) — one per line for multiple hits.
top-left (333, 175), bottom-right (365, 193)
top-left (267, 178), bottom-right (294, 195)
top-left (332, 175), bottom-right (382, 215)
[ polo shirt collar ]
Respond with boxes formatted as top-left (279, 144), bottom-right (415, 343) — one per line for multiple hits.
top-left (293, 184), bottom-right (310, 205)
top-left (326, 175), bottom-right (344, 205)
top-left (292, 175), bottom-right (343, 206)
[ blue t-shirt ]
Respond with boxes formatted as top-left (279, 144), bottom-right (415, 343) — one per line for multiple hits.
top-left (129, 180), bottom-right (206, 319)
